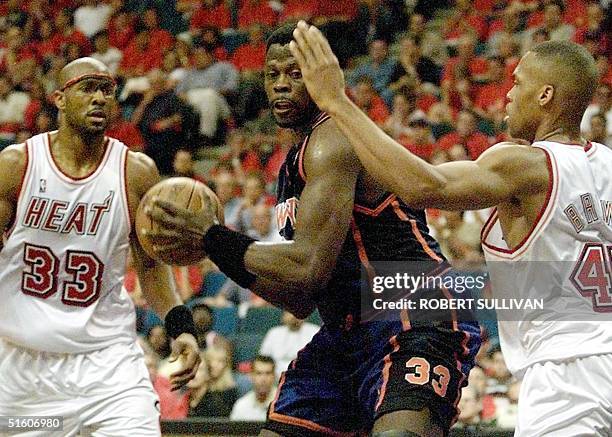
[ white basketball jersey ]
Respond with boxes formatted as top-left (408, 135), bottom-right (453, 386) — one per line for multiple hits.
top-left (0, 132), bottom-right (136, 353)
top-left (482, 141), bottom-right (612, 376)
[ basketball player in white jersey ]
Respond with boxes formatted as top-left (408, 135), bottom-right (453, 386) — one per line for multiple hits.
top-left (289, 23), bottom-right (612, 436)
top-left (0, 58), bottom-right (200, 436)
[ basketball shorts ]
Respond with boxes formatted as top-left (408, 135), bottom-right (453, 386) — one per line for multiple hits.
top-left (0, 339), bottom-right (160, 437)
top-left (516, 354), bottom-right (612, 436)
top-left (263, 320), bottom-right (481, 436)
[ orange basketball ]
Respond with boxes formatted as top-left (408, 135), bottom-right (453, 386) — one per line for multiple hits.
top-left (135, 177), bottom-right (223, 266)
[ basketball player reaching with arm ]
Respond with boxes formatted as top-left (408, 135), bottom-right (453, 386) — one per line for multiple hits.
top-left (289, 22), bottom-right (612, 436)
top-left (0, 58), bottom-right (198, 436)
top-left (148, 25), bottom-right (481, 436)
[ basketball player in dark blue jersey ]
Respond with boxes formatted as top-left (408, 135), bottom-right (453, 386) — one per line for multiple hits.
top-left (146, 24), bottom-right (481, 436)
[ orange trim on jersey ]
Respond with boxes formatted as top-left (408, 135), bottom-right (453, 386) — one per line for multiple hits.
top-left (400, 308), bottom-right (411, 331)
top-left (6, 141), bottom-right (30, 237)
top-left (120, 144), bottom-right (132, 236)
top-left (353, 194), bottom-right (397, 216)
top-left (391, 200), bottom-right (443, 263)
top-left (375, 335), bottom-right (400, 411)
top-left (350, 218), bottom-right (376, 285)
top-left (481, 146), bottom-right (558, 259)
top-left (268, 372), bottom-right (357, 437)
top-left (45, 133), bottom-right (112, 184)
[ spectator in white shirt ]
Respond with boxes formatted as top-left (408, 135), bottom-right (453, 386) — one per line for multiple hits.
top-left (259, 311), bottom-right (319, 379)
top-left (230, 355), bottom-right (277, 421)
top-left (74, 0), bottom-right (113, 38)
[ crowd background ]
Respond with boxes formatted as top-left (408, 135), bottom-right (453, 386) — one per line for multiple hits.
top-left (1, 0), bottom-right (610, 431)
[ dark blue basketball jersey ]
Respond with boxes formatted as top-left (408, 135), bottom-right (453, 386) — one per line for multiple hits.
top-left (275, 113), bottom-right (447, 326)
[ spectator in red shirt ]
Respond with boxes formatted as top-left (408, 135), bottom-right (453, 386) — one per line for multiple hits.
top-left (105, 103), bottom-right (145, 151)
top-left (190, 0), bottom-right (232, 31)
top-left (279, 0), bottom-right (320, 23)
top-left (142, 9), bottom-right (174, 53)
top-left (350, 76), bottom-right (390, 126)
top-left (474, 56), bottom-right (511, 120)
top-left (438, 110), bottom-right (491, 160)
top-left (51, 8), bottom-right (92, 56)
top-left (144, 349), bottom-right (189, 420)
top-left (238, 0), bottom-right (278, 29)
top-left (119, 25), bottom-right (164, 78)
top-left (399, 119), bottom-right (436, 161)
top-left (445, 0), bottom-right (489, 42)
top-left (442, 33), bottom-right (489, 86)
top-left (34, 20), bottom-right (59, 61)
top-left (108, 9), bottom-right (136, 50)
top-left (231, 24), bottom-right (267, 72)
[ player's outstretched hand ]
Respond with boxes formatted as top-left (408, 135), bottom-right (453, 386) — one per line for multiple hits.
top-left (168, 333), bottom-right (200, 391)
top-left (289, 21), bottom-right (347, 113)
top-left (145, 198), bottom-right (218, 256)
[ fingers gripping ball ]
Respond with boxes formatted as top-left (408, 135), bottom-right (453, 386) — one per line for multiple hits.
top-left (136, 177), bottom-right (223, 266)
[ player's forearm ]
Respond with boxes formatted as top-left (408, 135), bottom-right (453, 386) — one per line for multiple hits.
top-left (249, 274), bottom-right (316, 319)
top-left (139, 262), bottom-right (182, 318)
top-left (325, 96), bottom-right (447, 207)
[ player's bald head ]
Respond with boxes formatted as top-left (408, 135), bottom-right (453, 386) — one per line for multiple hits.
top-left (58, 57), bottom-right (113, 90)
top-left (528, 41), bottom-right (598, 117)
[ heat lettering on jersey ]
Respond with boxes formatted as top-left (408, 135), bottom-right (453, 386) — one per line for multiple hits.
top-left (275, 197), bottom-right (299, 231)
top-left (22, 191), bottom-right (114, 236)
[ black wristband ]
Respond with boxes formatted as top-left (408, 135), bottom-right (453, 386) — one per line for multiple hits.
top-left (202, 224), bottom-right (257, 289)
top-left (164, 305), bottom-right (197, 339)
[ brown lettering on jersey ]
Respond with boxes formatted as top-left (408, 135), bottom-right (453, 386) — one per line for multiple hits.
top-left (564, 203), bottom-right (585, 233)
top-left (22, 197), bottom-right (48, 228)
top-left (580, 193), bottom-right (598, 224)
top-left (275, 197), bottom-right (298, 230)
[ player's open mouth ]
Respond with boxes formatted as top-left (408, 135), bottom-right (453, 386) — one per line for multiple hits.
top-left (272, 99), bottom-right (294, 113)
top-left (87, 110), bottom-right (106, 121)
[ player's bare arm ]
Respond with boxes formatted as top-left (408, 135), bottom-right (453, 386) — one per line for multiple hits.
top-left (0, 144), bottom-right (27, 252)
top-left (126, 150), bottom-right (200, 390)
top-left (147, 121), bottom-right (361, 319)
top-left (289, 23), bottom-right (549, 216)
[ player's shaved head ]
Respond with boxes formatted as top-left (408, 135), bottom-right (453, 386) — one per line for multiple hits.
top-left (58, 57), bottom-right (113, 90)
top-left (529, 41), bottom-right (598, 122)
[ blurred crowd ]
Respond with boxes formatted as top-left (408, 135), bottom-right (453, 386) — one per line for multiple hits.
top-left (1, 0), bottom-right (610, 429)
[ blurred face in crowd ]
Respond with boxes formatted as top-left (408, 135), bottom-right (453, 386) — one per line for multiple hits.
top-left (252, 359), bottom-right (275, 398)
top-left (456, 111), bottom-right (477, 137)
top-left (467, 366), bottom-right (487, 397)
top-left (488, 58), bottom-right (505, 82)
top-left (265, 43), bottom-right (318, 129)
top-left (282, 311), bottom-right (304, 331)
top-left (370, 40), bottom-right (388, 64)
top-left (594, 85), bottom-right (610, 109)
top-left (586, 3), bottom-right (603, 25)
top-left (173, 150), bottom-right (194, 175)
top-left (192, 305), bottom-right (213, 334)
top-left (244, 176), bottom-right (265, 204)
top-left (457, 385), bottom-right (481, 424)
top-left (143, 9), bottom-right (159, 30)
top-left (392, 94), bottom-right (410, 117)
top-left (194, 47), bottom-right (214, 70)
top-left (147, 69), bottom-right (167, 94)
top-left (0, 77), bottom-right (11, 99)
top-left (457, 35), bottom-right (476, 59)
top-left (214, 172), bottom-right (236, 205)
top-left (353, 81), bottom-right (375, 109)
top-left (94, 33), bottom-right (110, 53)
top-left (207, 348), bottom-right (229, 380)
top-left (491, 350), bottom-right (511, 381)
top-left (543, 4), bottom-right (562, 29)
top-left (251, 204), bottom-right (272, 236)
top-left (148, 326), bottom-right (169, 356)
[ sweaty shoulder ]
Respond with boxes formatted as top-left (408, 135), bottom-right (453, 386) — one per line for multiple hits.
top-left (478, 141), bottom-right (549, 193)
top-left (0, 143), bottom-right (28, 202)
top-left (303, 118), bottom-right (361, 177)
top-left (125, 150), bottom-right (161, 205)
